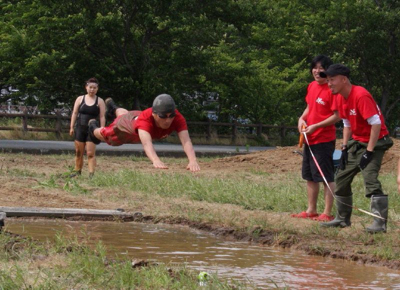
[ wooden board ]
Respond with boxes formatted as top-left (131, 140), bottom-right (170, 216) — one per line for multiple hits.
top-left (0, 207), bottom-right (138, 218)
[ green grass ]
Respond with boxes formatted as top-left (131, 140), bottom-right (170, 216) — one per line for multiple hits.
top-left (11, 156), bottom-right (400, 218)
top-left (88, 169), bottom-right (295, 211)
top-left (78, 169), bottom-right (400, 216)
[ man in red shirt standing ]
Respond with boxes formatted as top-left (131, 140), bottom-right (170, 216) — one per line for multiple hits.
top-left (292, 55), bottom-right (340, 222)
top-left (320, 64), bottom-right (393, 233)
top-left (88, 94), bottom-right (200, 172)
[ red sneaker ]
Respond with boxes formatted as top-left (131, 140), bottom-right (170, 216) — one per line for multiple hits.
top-left (290, 211), bottom-right (319, 219)
top-left (314, 214), bottom-right (334, 221)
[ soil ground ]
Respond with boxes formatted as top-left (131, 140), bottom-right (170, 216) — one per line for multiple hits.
top-left (1, 139), bottom-right (400, 270)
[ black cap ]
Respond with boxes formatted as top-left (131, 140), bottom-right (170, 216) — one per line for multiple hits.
top-left (152, 94), bottom-right (176, 115)
top-left (319, 64), bottom-right (350, 78)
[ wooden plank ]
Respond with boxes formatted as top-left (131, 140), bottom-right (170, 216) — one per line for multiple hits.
top-left (0, 126), bottom-right (17, 130)
top-left (0, 206), bottom-right (138, 218)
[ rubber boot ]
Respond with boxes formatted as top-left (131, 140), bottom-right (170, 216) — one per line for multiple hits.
top-left (88, 119), bottom-right (101, 145)
top-left (320, 195), bottom-right (352, 228)
top-left (105, 98), bottom-right (119, 123)
top-left (366, 195), bottom-right (388, 234)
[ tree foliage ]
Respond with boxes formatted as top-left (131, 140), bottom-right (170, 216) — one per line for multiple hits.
top-left (1, 0), bottom-right (399, 128)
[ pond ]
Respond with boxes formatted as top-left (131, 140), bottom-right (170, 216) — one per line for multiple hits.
top-left (6, 219), bottom-right (400, 289)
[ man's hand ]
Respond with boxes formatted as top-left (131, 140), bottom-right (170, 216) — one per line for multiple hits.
top-left (339, 146), bottom-right (348, 170)
top-left (69, 128), bottom-right (74, 136)
top-left (303, 124), bottom-right (317, 135)
top-left (298, 119), bottom-right (307, 133)
top-left (152, 160), bottom-right (168, 169)
top-left (359, 150), bottom-right (373, 170)
top-left (187, 161), bottom-right (200, 172)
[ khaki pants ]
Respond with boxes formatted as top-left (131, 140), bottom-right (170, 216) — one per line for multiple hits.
top-left (335, 136), bottom-right (393, 198)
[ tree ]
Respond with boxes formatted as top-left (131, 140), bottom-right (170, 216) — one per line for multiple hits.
top-left (300, 0), bottom-right (400, 126)
top-left (1, 0), bottom-right (399, 130)
top-left (0, 0), bottom-right (235, 111)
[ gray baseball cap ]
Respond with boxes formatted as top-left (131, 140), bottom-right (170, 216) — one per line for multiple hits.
top-left (152, 94), bottom-right (176, 115)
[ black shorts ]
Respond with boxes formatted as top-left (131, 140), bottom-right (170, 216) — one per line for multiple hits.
top-left (74, 125), bottom-right (96, 143)
top-left (302, 140), bottom-right (335, 182)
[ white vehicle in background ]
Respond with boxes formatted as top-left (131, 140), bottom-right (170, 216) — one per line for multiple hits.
top-left (1, 86), bottom-right (39, 114)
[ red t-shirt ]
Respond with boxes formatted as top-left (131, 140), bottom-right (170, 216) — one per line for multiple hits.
top-left (304, 81), bottom-right (337, 145)
top-left (336, 85), bottom-right (389, 143)
top-left (134, 108), bottom-right (188, 139)
top-left (100, 108), bottom-right (188, 146)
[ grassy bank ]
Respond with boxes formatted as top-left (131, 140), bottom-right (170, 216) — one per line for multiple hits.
top-left (1, 153), bottom-right (400, 273)
top-left (0, 232), bottom-right (243, 289)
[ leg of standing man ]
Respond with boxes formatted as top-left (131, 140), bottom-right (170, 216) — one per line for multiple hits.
top-left (321, 182), bottom-right (335, 217)
top-left (321, 142), bottom-right (359, 228)
top-left (304, 180), bottom-right (334, 219)
top-left (306, 181), bottom-right (319, 216)
top-left (361, 137), bottom-right (392, 233)
top-left (312, 141), bottom-right (336, 221)
top-left (292, 141), bottom-right (336, 220)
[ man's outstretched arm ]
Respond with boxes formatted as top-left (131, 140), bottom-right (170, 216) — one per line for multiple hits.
top-left (178, 130), bottom-right (200, 172)
top-left (138, 129), bottom-right (168, 169)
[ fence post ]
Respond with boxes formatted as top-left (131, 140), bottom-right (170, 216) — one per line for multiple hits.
top-left (55, 110), bottom-right (62, 139)
top-left (231, 121), bottom-right (237, 144)
top-left (280, 123), bottom-right (286, 145)
top-left (207, 119), bottom-right (212, 140)
top-left (22, 108), bottom-right (28, 135)
top-left (256, 123), bottom-right (262, 137)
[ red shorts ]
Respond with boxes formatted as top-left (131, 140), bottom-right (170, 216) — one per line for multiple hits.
top-left (100, 111), bottom-right (141, 146)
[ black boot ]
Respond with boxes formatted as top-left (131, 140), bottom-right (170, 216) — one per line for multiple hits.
top-left (88, 119), bottom-right (101, 145)
top-left (105, 98), bottom-right (119, 123)
top-left (69, 170), bottom-right (81, 178)
top-left (321, 195), bottom-right (352, 228)
top-left (366, 195), bottom-right (388, 233)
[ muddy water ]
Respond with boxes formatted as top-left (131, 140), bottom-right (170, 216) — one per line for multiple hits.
top-left (6, 219), bottom-right (400, 289)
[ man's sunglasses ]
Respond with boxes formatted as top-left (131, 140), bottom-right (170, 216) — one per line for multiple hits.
top-left (158, 112), bottom-right (176, 119)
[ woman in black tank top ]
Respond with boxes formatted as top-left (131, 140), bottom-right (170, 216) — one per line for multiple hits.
top-left (69, 77), bottom-right (106, 178)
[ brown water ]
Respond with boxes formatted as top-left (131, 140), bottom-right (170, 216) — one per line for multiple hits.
top-left (6, 219), bottom-right (400, 289)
